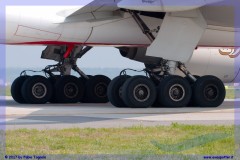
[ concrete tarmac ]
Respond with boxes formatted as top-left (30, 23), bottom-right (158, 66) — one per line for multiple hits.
top-left (1, 97), bottom-right (239, 130)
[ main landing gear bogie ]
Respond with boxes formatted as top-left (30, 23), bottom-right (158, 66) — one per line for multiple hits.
top-left (11, 74), bottom-right (111, 104)
top-left (108, 74), bottom-right (225, 108)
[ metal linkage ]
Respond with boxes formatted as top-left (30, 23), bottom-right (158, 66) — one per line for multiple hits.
top-left (129, 10), bottom-right (157, 42)
top-left (178, 62), bottom-right (197, 82)
top-left (144, 60), bottom-right (197, 85)
top-left (41, 45), bottom-right (93, 79)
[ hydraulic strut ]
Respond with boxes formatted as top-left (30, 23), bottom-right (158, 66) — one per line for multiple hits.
top-left (129, 10), bottom-right (156, 42)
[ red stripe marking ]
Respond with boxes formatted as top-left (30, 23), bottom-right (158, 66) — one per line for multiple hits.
top-left (63, 44), bottom-right (75, 58)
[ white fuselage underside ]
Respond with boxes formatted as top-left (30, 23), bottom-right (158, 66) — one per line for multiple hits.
top-left (3, 6), bottom-right (239, 47)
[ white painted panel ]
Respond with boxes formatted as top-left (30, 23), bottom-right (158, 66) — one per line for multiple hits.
top-left (199, 29), bottom-right (235, 47)
top-left (15, 25), bottom-right (61, 41)
top-left (146, 10), bottom-right (207, 62)
top-left (58, 23), bottom-right (92, 43)
top-left (86, 17), bottom-right (151, 45)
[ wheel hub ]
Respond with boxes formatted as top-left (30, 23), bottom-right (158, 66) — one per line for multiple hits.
top-left (169, 84), bottom-right (185, 102)
top-left (32, 83), bottom-right (47, 99)
top-left (133, 84), bottom-right (150, 102)
top-left (95, 83), bottom-right (107, 98)
top-left (64, 82), bottom-right (79, 98)
top-left (204, 84), bottom-right (219, 101)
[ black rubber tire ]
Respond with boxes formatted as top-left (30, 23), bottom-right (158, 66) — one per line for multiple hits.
top-left (107, 75), bottom-right (130, 108)
top-left (185, 75), bottom-right (200, 107)
top-left (122, 76), bottom-right (157, 108)
top-left (79, 75), bottom-right (93, 85)
top-left (83, 75), bottom-right (111, 103)
top-left (157, 76), bottom-right (192, 107)
top-left (79, 75), bottom-right (92, 103)
top-left (192, 75), bottom-right (225, 107)
top-left (48, 75), bottom-right (61, 103)
top-left (151, 100), bottom-right (162, 108)
top-left (11, 76), bottom-right (30, 104)
top-left (21, 75), bottom-right (53, 104)
top-left (54, 75), bottom-right (85, 103)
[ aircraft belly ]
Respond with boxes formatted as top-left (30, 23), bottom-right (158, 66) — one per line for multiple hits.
top-left (86, 17), bottom-right (151, 45)
top-left (57, 24), bottom-right (92, 43)
top-left (199, 28), bottom-right (237, 47)
top-left (4, 6), bottom-right (240, 47)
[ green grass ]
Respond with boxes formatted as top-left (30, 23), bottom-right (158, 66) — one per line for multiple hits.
top-left (225, 88), bottom-right (240, 99)
top-left (6, 124), bottom-right (236, 155)
top-left (6, 86), bottom-right (11, 97)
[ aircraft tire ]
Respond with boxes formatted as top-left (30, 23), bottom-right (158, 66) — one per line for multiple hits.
top-left (122, 76), bottom-right (156, 108)
top-left (184, 75), bottom-right (200, 107)
top-left (107, 75), bottom-right (130, 108)
top-left (21, 75), bottom-right (52, 104)
top-left (48, 75), bottom-right (61, 103)
top-left (11, 76), bottom-right (30, 104)
top-left (79, 75), bottom-right (93, 84)
top-left (54, 75), bottom-right (85, 103)
top-left (83, 75), bottom-right (111, 103)
top-left (192, 75), bottom-right (225, 107)
top-left (157, 76), bottom-right (192, 107)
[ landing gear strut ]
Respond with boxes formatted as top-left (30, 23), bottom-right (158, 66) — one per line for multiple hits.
top-left (11, 45), bottom-right (111, 104)
top-left (107, 11), bottom-right (225, 108)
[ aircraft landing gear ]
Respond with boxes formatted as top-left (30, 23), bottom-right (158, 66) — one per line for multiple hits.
top-left (121, 76), bottom-right (157, 108)
top-left (108, 60), bottom-right (226, 108)
top-left (82, 75), bottom-right (111, 103)
top-left (192, 75), bottom-right (226, 107)
top-left (54, 75), bottom-right (84, 103)
top-left (157, 75), bottom-right (191, 107)
top-left (11, 45), bottom-right (111, 104)
top-left (21, 75), bottom-right (53, 104)
top-left (11, 76), bottom-right (30, 104)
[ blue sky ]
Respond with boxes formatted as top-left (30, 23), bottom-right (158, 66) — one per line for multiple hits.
top-left (6, 46), bottom-right (144, 69)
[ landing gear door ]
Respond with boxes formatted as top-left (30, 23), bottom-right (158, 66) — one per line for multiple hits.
top-left (146, 9), bottom-right (207, 63)
top-left (41, 46), bottom-right (64, 62)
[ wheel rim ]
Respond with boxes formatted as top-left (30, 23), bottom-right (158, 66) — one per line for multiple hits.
top-left (204, 84), bottom-right (219, 101)
top-left (133, 84), bottom-right (150, 102)
top-left (64, 82), bottom-right (79, 99)
top-left (169, 84), bottom-right (185, 102)
top-left (32, 83), bottom-right (47, 99)
top-left (95, 82), bottom-right (108, 98)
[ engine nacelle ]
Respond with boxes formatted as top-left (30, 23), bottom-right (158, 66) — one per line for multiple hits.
top-left (119, 47), bottom-right (240, 83)
top-left (184, 48), bottom-right (240, 83)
